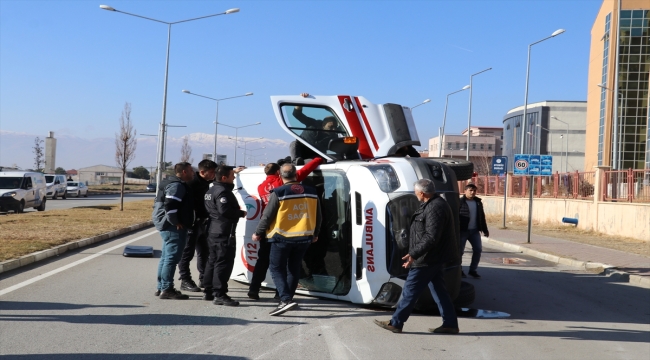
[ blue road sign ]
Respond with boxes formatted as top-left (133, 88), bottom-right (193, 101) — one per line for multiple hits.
top-left (514, 154), bottom-right (529, 175)
top-left (540, 155), bottom-right (553, 175)
top-left (491, 156), bottom-right (508, 175)
top-left (528, 155), bottom-right (541, 176)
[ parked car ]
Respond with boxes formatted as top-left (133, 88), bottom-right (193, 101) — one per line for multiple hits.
top-left (44, 174), bottom-right (67, 199)
top-left (66, 182), bottom-right (88, 197)
top-left (146, 183), bottom-right (156, 192)
top-left (0, 171), bottom-right (47, 213)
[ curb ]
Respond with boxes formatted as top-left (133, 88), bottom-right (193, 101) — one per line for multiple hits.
top-left (0, 221), bottom-right (154, 275)
top-left (483, 237), bottom-right (650, 289)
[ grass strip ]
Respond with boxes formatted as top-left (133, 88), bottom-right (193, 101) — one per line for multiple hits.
top-left (0, 200), bottom-right (153, 262)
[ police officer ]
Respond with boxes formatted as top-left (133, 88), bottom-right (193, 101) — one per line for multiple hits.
top-left (177, 159), bottom-right (217, 292)
top-left (203, 165), bottom-right (246, 306)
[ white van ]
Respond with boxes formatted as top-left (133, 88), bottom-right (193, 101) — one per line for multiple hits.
top-left (45, 174), bottom-right (67, 199)
top-left (230, 95), bottom-right (475, 311)
top-left (0, 172), bottom-right (47, 213)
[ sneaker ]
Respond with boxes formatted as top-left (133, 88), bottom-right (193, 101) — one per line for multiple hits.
top-left (247, 292), bottom-right (260, 300)
top-left (373, 319), bottom-right (402, 333)
top-left (468, 271), bottom-right (481, 279)
top-left (159, 288), bottom-right (189, 300)
top-left (213, 294), bottom-right (239, 307)
top-left (154, 289), bottom-right (161, 297)
top-left (202, 293), bottom-right (215, 301)
top-left (180, 279), bottom-right (202, 292)
top-left (461, 271), bottom-right (467, 278)
top-left (428, 326), bottom-right (459, 334)
top-left (269, 301), bottom-right (297, 316)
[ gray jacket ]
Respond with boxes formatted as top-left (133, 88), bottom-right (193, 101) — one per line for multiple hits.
top-left (152, 176), bottom-right (194, 231)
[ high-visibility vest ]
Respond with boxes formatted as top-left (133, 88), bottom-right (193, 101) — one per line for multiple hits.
top-left (267, 183), bottom-right (319, 242)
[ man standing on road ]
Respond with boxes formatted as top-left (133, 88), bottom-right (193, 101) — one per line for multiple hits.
top-left (203, 165), bottom-right (246, 306)
top-left (177, 159), bottom-right (217, 292)
top-left (374, 179), bottom-right (459, 334)
top-left (152, 162), bottom-right (195, 300)
top-left (247, 156), bottom-right (323, 300)
top-left (252, 163), bottom-right (321, 316)
top-left (459, 183), bottom-right (489, 279)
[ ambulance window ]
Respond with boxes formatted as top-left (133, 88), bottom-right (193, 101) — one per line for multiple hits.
top-left (386, 194), bottom-right (420, 278)
top-left (299, 170), bottom-right (352, 295)
top-left (281, 104), bottom-right (348, 158)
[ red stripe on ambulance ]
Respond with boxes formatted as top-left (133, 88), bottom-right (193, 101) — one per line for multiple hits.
top-left (354, 96), bottom-right (380, 150)
top-left (337, 95), bottom-right (374, 159)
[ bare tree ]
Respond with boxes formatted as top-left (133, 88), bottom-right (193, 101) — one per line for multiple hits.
top-left (180, 136), bottom-right (193, 164)
top-left (115, 102), bottom-right (137, 211)
top-left (32, 137), bottom-right (44, 171)
top-left (473, 149), bottom-right (493, 176)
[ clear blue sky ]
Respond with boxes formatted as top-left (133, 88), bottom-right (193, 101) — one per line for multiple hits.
top-left (1, 0), bottom-right (601, 159)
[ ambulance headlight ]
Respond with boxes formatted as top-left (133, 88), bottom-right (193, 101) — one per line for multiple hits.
top-left (372, 282), bottom-right (402, 307)
top-left (367, 165), bottom-right (400, 193)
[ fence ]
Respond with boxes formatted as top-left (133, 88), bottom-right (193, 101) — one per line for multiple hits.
top-left (459, 169), bottom-right (649, 203)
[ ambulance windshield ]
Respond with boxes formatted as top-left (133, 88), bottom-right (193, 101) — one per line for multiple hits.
top-left (298, 170), bottom-right (352, 295)
top-left (386, 194), bottom-right (421, 278)
top-left (281, 104), bottom-right (348, 159)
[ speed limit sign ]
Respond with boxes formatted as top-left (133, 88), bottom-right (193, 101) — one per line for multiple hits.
top-left (514, 155), bottom-right (530, 175)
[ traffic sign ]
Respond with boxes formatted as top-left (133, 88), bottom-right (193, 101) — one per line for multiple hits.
top-left (491, 156), bottom-right (508, 175)
top-left (540, 155), bottom-right (553, 175)
top-left (514, 154), bottom-right (552, 176)
top-left (528, 155), bottom-right (541, 176)
top-left (514, 154), bottom-right (529, 175)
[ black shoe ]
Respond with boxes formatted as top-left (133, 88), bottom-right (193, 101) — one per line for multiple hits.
top-left (461, 271), bottom-right (467, 278)
top-left (428, 326), bottom-right (460, 334)
top-left (213, 294), bottom-right (239, 306)
top-left (154, 289), bottom-right (161, 297)
top-left (269, 301), bottom-right (297, 316)
top-left (180, 279), bottom-right (201, 292)
top-left (468, 271), bottom-right (481, 279)
top-left (373, 319), bottom-right (402, 333)
top-left (247, 292), bottom-right (260, 300)
top-left (294, 157), bottom-right (304, 165)
top-left (202, 293), bottom-right (215, 301)
top-left (159, 288), bottom-right (189, 300)
top-left (273, 291), bottom-right (280, 300)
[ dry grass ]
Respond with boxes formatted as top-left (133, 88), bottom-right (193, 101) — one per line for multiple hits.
top-left (486, 214), bottom-right (650, 257)
top-left (87, 184), bottom-right (148, 192)
top-left (0, 200), bottom-right (153, 262)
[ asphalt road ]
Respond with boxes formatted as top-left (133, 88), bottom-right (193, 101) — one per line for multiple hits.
top-left (11, 193), bottom-right (155, 214)
top-left (0, 228), bottom-right (648, 359)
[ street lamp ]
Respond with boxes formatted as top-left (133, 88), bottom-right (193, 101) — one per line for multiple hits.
top-left (142, 133), bottom-right (158, 182)
top-left (597, 83), bottom-right (624, 170)
top-left (238, 146), bottom-right (265, 166)
top-left (526, 132), bottom-right (541, 154)
top-left (222, 125), bottom-right (261, 165)
top-left (551, 116), bottom-right (569, 174)
top-left (410, 99), bottom-right (431, 110)
top-left (182, 90), bottom-right (253, 161)
top-left (535, 124), bottom-right (553, 158)
top-left (162, 124), bottom-right (186, 165)
top-left (467, 68), bottom-right (492, 160)
top-left (518, 28), bottom-right (565, 245)
top-left (439, 85), bottom-right (470, 157)
top-left (100, 5), bottom-right (240, 194)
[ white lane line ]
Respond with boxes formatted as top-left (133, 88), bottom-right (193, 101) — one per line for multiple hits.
top-left (0, 230), bottom-right (158, 297)
top-left (319, 321), bottom-right (354, 360)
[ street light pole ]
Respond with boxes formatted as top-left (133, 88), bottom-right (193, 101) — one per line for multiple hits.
top-left (182, 90), bottom-right (254, 162)
top-left (551, 116), bottom-right (569, 173)
top-left (100, 5), bottom-right (240, 195)
top-left (221, 123), bottom-right (262, 165)
top-left (410, 99), bottom-right (431, 110)
top-left (439, 85), bottom-right (470, 157)
top-left (466, 68), bottom-right (492, 160)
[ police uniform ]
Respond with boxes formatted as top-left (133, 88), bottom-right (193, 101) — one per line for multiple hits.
top-left (203, 181), bottom-right (246, 300)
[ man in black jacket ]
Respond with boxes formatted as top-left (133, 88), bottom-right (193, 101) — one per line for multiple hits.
top-left (152, 162), bottom-right (195, 300)
top-left (203, 165), bottom-right (246, 306)
top-left (375, 179), bottom-right (459, 334)
top-left (459, 183), bottom-right (489, 279)
top-left (177, 159), bottom-right (217, 292)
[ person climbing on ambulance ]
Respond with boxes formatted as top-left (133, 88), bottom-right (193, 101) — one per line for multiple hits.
top-left (289, 93), bottom-right (343, 164)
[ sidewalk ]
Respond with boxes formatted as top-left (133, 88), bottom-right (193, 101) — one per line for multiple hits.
top-left (484, 227), bottom-right (650, 288)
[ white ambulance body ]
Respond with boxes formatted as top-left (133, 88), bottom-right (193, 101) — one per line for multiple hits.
top-left (231, 95), bottom-right (474, 310)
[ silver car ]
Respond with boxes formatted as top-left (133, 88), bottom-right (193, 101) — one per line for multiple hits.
top-left (66, 182), bottom-right (88, 197)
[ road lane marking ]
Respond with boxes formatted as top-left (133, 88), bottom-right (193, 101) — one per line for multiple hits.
top-left (0, 230), bottom-right (158, 297)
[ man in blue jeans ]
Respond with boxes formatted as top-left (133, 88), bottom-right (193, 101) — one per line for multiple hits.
top-left (459, 183), bottom-right (489, 279)
top-left (152, 162), bottom-right (195, 300)
top-left (375, 179), bottom-right (459, 334)
top-left (252, 163), bottom-right (322, 316)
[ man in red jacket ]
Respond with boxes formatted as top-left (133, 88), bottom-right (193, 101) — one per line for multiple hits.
top-left (247, 156), bottom-right (323, 299)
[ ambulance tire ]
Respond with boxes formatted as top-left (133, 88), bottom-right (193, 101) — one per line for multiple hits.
top-left (453, 281), bottom-right (475, 308)
top-left (437, 159), bottom-right (474, 181)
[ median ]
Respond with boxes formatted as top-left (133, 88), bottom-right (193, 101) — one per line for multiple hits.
top-left (0, 200), bottom-right (153, 262)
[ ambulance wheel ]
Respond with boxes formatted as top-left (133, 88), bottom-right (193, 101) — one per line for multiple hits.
top-left (437, 159), bottom-right (474, 181)
top-left (453, 281), bottom-right (475, 308)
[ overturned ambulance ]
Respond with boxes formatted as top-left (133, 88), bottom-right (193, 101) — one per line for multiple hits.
top-left (231, 94), bottom-right (475, 311)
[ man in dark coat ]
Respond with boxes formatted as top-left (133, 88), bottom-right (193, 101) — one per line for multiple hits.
top-left (459, 183), bottom-right (489, 278)
top-left (375, 179), bottom-right (459, 334)
top-left (203, 165), bottom-right (246, 306)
